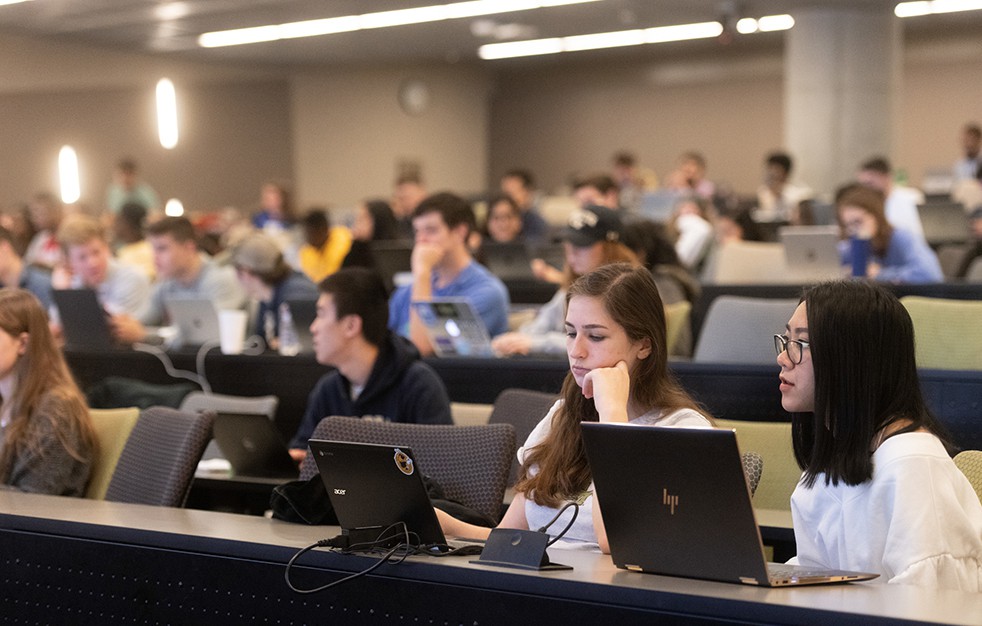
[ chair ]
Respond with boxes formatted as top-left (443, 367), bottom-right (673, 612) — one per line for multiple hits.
top-left (741, 451), bottom-right (764, 497)
top-left (300, 416), bottom-right (516, 522)
top-left (966, 257), bottom-right (982, 282)
top-left (936, 243), bottom-right (970, 279)
top-left (663, 300), bottom-right (691, 357)
top-left (450, 402), bottom-right (494, 426)
top-left (953, 450), bottom-right (982, 504)
top-left (900, 296), bottom-right (982, 370)
top-left (104, 406), bottom-right (214, 507)
top-left (85, 407), bottom-right (140, 500)
top-left (487, 388), bottom-right (558, 485)
top-left (716, 419), bottom-right (797, 511)
top-left (693, 296), bottom-right (800, 364)
top-left (702, 241), bottom-right (791, 284)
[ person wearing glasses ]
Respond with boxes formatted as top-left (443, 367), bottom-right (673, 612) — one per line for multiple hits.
top-left (437, 264), bottom-right (712, 551)
top-left (775, 280), bottom-right (982, 591)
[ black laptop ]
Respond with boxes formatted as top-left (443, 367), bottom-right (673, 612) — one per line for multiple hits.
top-left (308, 439), bottom-right (459, 548)
top-left (581, 423), bottom-right (878, 587)
top-left (51, 288), bottom-right (118, 350)
top-left (212, 413), bottom-right (298, 479)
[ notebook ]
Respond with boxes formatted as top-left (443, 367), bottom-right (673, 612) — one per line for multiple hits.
top-left (412, 298), bottom-right (494, 357)
top-left (211, 412), bottom-right (298, 479)
top-left (51, 288), bottom-right (118, 350)
top-left (166, 298), bottom-right (221, 347)
top-left (308, 439), bottom-right (451, 548)
top-left (778, 225), bottom-right (843, 281)
top-left (580, 423), bottom-right (879, 587)
top-left (284, 298), bottom-right (317, 354)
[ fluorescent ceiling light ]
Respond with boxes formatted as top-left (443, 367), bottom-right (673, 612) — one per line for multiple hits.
top-left (156, 78), bottom-right (179, 150)
top-left (59, 146), bottom-right (81, 205)
top-left (0, 0), bottom-right (34, 6)
top-left (199, 0), bottom-right (601, 48)
top-left (479, 20), bottom-right (726, 60)
top-left (165, 198), bottom-right (185, 217)
top-left (735, 14), bottom-right (794, 34)
top-left (896, 0), bottom-right (982, 16)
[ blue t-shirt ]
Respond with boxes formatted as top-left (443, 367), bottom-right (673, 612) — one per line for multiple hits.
top-left (388, 261), bottom-right (510, 338)
top-left (838, 228), bottom-right (943, 284)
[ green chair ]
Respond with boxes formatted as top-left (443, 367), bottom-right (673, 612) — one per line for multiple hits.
top-left (85, 407), bottom-right (140, 500)
top-left (716, 419), bottom-right (798, 511)
top-left (900, 296), bottom-right (982, 370)
top-left (954, 450), bottom-right (982, 504)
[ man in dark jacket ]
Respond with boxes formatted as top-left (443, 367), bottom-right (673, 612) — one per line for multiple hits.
top-left (289, 267), bottom-right (451, 460)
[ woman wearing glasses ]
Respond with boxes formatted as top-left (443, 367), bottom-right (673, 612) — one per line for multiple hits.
top-left (438, 264), bottom-right (712, 551)
top-left (776, 280), bottom-right (982, 591)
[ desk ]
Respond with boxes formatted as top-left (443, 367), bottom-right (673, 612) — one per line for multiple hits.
top-left (1, 492), bottom-right (978, 625)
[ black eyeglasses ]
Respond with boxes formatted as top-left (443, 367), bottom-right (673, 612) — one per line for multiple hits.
top-left (773, 334), bottom-right (810, 364)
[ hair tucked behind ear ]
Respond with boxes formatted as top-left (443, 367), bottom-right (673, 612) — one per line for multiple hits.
top-left (516, 264), bottom-right (708, 507)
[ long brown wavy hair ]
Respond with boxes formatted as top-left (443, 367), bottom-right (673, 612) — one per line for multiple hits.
top-left (516, 264), bottom-right (709, 507)
top-left (0, 289), bottom-right (95, 483)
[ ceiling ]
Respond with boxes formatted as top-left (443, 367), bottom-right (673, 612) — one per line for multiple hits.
top-left (2, 0), bottom-right (960, 69)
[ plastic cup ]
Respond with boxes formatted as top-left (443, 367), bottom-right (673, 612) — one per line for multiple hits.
top-left (218, 309), bottom-right (248, 355)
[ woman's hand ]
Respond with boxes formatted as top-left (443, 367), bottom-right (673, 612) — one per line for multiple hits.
top-left (581, 360), bottom-right (630, 423)
top-left (491, 332), bottom-right (532, 356)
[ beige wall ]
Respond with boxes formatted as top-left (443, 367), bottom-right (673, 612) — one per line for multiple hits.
top-left (290, 64), bottom-right (493, 213)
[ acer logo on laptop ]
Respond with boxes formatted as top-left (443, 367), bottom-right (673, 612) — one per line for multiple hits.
top-left (334, 488), bottom-right (346, 496)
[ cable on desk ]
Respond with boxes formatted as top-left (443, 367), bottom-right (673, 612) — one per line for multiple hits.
top-left (536, 501), bottom-right (580, 546)
top-left (133, 342), bottom-right (210, 393)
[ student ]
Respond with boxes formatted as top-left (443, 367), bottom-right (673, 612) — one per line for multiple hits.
top-left (777, 280), bottom-right (982, 590)
top-left (492, 205), bottom-right (638, 357)
top-left (113, 217), bottom-right (246, 343)
top-left (388, 192), bottom-right (509, 356)
top-left (289, 268), bottom-right (452, 460)
top-left (298, 208), bottom-right (353, 284)
top-left (0, 226), bottom-right (53, 311)
top-left (437, 264), bottom-right (712, 550)
top-left (0, 289), bottom-right (96, 496)
top-left (836, 184), bottom-right (942, 284)
top-left (231, 232), bottom-right (318, 348)
top-left (340, 199), bottom-right (402, 271)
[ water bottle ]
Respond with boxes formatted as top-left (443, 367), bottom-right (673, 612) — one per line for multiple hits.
top-left (278, 302), bottom-right (300, 356)
top-left (850, 236), bottom-right (871, 278)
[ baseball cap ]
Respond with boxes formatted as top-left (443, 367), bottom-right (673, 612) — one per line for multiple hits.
top-left (231, 233), bottom-right (283, 275)
top-left (563, 204), bottom-right (623, 247)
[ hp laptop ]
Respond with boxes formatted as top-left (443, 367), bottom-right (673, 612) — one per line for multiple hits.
top-left (51, 289), bottom-right (118, 350)
top-left (412, 298), bottom-right (494, 357)
top-left (581, 423), bottom-right (878, 587)
top-left (166, 298), bottom-right (221, 347)
top-left (308, 439), bottom-right (454, 548)
top-left (211, 412), bottom-right (299, 479)
top-left (779, 225), bottom-right (843, 282)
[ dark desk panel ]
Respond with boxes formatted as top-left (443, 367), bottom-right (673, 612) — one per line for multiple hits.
top-left (2, 492), bottom-right (978, 625)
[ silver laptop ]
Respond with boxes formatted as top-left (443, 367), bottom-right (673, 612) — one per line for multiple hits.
top-left (581, 423), bottom-right (878, 587)
top-left (779, 225), bottom-right (843, 282)
top-left (412, 298), bottom-right (494, 357)
top-left (166, 298), bottom-right (221, 347)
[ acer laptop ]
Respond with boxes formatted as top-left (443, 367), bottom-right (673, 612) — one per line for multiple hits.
top-left (411, 298), bottom-right (494, 357)
top-left (211, 412), bottom-right (299, 479)
top-left (307, 439), bottom-right (452, 548)
top-left (166, 298), bottom-right (221, 347)
top-left (581, 423), bottom-right (878, 587)
top-left (778, 225), bottom-right (843, 282)
top-left (51, 288), bottom-right (119, 350)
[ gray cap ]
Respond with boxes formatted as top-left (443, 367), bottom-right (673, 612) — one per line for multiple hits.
top-left (231, 233), bottom-right (283, 274)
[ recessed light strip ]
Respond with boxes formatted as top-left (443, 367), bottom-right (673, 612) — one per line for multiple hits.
top-left (895, 0), bottom-right (982, 17)
top-left (479, 16), bottom-right (799, 60)
top-left (198, 0), bottom-right (601, 48)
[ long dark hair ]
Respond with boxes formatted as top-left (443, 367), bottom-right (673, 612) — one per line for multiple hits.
top-left (791, 281), bottom-right (952, 487)
top-left (364, 199), bottom-right (399, 241)
top-left (516, 263), bottom-right (709, 506)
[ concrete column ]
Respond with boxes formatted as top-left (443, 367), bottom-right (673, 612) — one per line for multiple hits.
top-left (785, 3), bottom-right (901, 198)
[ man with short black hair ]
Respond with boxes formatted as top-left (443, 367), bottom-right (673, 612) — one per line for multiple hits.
top-left (572, 174), bottom-right (620, 209)
top-left (754, 151), bottom-right (813, 223)
top-left (858, 156), bottom-right (925, 241)
top-left (289, 267), bottom-right (452, 459)
top-left (955, 123), bottom-right (982, 182)
top-left (500, 168), bottom-right (548, 244)
top-left (388, 192), bottom-right (509, 357)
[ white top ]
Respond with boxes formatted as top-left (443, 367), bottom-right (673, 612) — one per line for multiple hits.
top-left (519, 400), bottom-right (711, 547)
top-left (885, 186), bottom-right (926, 241)
top-left (673, 213), bottom-right (714, 269)
top-left (70, 258), bottom-right (150, 318)
top-left (791, 432), bottom-right (982, 591)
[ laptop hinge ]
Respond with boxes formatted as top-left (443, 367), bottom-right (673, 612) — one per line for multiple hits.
top-left (739, 577), bottom-right (762, 586)
top-left (625, 564), bottom-right (643, 572)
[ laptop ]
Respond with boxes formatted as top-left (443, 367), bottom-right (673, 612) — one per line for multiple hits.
top-left (370, 241), bottom-right (413, 292)
top-left (211, 412), bottom-right (299, 479)
top-left (166, 298), bottom-right (221, 347)
top-left (51, 289), bottom-right (118, 350)
top-left (581, 423), bottom-right (878, 587)
top-left (918, 201), bottom-right (969, 246)
top-left (307, 439), bottom-right (455, 548)
top-left (412, 298), bottom-right (494, 357)
top-left (778, 225), bottom-right (843, 282)
top-left (481, 242), bottom-right (535, 281)
top-left (285, 298), bottom-right (317, 354)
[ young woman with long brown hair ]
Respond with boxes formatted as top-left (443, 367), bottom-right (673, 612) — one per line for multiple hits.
top-left (438, 264), bottom-right (711, 552)
top-left (0, 289), bottom-right (95, 495)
